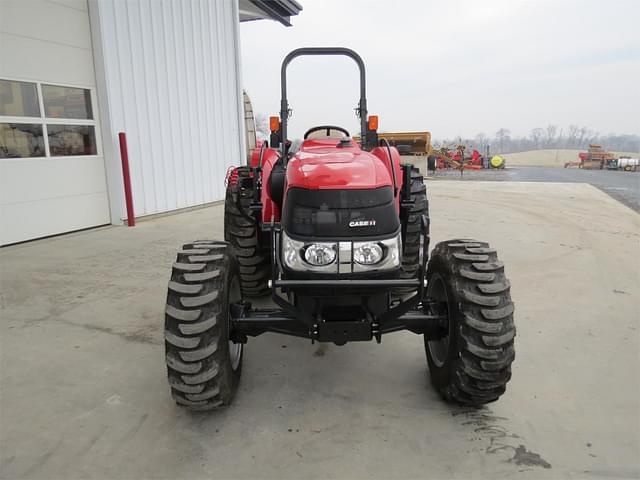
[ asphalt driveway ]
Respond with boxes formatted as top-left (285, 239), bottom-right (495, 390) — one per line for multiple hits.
top-left (426, 165), bottom-right (640, 212)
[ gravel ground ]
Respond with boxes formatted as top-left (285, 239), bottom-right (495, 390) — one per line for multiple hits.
top-left (427, 166), bottom-right (640, 212)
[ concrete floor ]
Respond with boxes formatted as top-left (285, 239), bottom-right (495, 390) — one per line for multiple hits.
top-left (1, 182), bottom-right (639, 479)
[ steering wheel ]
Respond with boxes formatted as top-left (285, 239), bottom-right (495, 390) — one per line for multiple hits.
top-left (303, 125), bottom-right (350, 139)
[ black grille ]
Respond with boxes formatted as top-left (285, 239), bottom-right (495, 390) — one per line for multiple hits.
top-left (282, 187), bottom-right (400, 237)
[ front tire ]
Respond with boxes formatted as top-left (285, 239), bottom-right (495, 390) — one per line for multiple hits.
top-left (424, 239), bottom-right (515, 406)
top-left (164, 241), bottom-right (243, 410)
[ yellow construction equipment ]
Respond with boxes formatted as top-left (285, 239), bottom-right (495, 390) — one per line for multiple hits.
top-left (355, 131), bottom-right (432, 156)
top-left (377, 131), bottom-right (432, 155)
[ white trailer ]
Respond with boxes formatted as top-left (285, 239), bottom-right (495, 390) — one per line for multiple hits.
top-left (616, 157), bottom-right (640, 171)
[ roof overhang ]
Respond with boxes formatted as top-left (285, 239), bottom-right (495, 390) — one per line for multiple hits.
top-left (239, 0), bottom-right (302, 27)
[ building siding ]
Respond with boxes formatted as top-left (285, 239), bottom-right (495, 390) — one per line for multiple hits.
top-left (0, 0), bottom-right (96, 87)
top-left (0, 0), bottom-right (110, 245)
top-left (89, 0), bottom-right (245, 220)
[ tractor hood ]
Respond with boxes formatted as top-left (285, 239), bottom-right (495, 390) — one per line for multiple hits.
top-left (285, 139), bottom-right (393, 190)
top-left (281, 139), bottom-right (399, 238)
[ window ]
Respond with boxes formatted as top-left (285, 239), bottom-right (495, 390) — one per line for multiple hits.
top-left (48, 125), bottom-right (96, 156)
top-left (42, 84), bottom-right (93, 120)
top-left (0, 79), bottom-right (98, 158)
top-left (0, 80), bottom-right (40, 117)
top-left (0, 123), bottom-right (45, 158)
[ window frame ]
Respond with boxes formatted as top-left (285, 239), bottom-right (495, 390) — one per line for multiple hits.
top-left (0, 78), bottom-right (41, 118)
top-left (0, 76), bottom-right (101, 159)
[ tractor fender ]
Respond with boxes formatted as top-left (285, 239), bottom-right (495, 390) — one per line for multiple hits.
top-left (370, 146), bottom-right (403, 213)
top-left (262, 148), bottom-right (281, 223)
top-left (249, 146), bottom-right (281, 223)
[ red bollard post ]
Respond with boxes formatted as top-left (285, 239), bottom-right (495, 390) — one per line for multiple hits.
top-left (118, 132), bottom-right (135, 227)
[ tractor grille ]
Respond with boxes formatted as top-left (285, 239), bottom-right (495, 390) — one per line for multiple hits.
top-left (282, 186), bottom-right (399, 238)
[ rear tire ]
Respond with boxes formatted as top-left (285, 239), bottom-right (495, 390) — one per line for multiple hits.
top-left (396, 166), bottom-right (429, 292)
top-left (164, 241), bottom-right (243, 410)
top-left (424, 239), bottom-right (515, 406)
top-left (224, 167), bottom-right (270, 297)
top-left (427, 155), bottom-right (437, 172)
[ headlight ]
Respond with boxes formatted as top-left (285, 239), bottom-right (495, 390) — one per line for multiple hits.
top-left (283, 233), bottom-right (305, 270)
top-left (304, 244), bottom-right (336, 266)
top-left (352, 235), bottom-right (401, 272)
top-left (283, 233), bottom-right (337, 272)
top-left (353, 243), bottom-right (383, 265)
top-left (281, 230), bottom-right (401, 273)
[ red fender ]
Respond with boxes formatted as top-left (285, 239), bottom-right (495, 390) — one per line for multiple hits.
top-left (370, 146), bottom-right (403, 213)
top-left (249, 146), bottom-right (282, 223)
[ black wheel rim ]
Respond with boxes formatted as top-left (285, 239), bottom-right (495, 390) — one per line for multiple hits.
top-left (228, 276), bottom-right (243, 371)
top-left (427, 273), bottom-right (451, 368)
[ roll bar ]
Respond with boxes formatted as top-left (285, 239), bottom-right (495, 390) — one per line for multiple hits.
top-left (279, 47), bottom-right (368, 158)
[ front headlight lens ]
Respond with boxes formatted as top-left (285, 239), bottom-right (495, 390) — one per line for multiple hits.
top-left (304, 244), bottom-right (336, 266)
top-left (283, 233), bottom-right (305, 269)
top-left (353, 243), bottom-right (384, 265)
top-left (281, 230), bottom-right (401, 272)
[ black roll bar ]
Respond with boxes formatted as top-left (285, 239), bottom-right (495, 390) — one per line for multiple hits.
top-left (280, 47), bottom-right (368, 159)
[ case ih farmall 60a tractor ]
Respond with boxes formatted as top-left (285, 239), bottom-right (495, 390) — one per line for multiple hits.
top-left (164, 48), bottom-right (516, 410)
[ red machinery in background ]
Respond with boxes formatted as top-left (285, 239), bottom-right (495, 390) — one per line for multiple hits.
top-left (565, 144), bottom-right (615, 170)
top-left (435, 145), bottom-right (484, 170)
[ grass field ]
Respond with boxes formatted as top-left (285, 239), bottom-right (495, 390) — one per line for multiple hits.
top-left (500, 149), bottom-right (639, 168)
top-left (401, 149), bottom-right (640, 171)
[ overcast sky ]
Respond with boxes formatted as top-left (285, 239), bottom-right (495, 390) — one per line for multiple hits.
top-left (240, 0), bottom-right (639, 140)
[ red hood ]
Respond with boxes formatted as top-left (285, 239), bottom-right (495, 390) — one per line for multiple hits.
top-left (286, 139), bottom-right (393, 190)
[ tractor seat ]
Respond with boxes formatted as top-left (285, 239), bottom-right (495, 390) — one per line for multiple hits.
top-left (304, 125), bottom-right (350, 140)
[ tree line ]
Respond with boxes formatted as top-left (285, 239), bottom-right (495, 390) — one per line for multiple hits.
top-left (434, 126), bottom-right (640, 154)
top-left (255, 114), bottom-right (640, 154)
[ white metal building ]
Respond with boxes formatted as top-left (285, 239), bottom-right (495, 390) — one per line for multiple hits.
top-left (0, 0), bottom-right (300, 245)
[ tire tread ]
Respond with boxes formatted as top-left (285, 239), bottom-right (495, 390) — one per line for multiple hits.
top-left (165, 241), bottom-right (242, 410)
top-left (425, 240), bottom-right (516, 406)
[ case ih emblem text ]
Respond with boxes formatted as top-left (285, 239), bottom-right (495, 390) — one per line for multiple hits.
top-left (349, 219), bottom-right (376, 228)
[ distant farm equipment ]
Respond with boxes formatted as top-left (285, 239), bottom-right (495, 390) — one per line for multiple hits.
top-left (490, 155), bottom-right (506, 169)
top-left (434, 145), bottom-right (482, 171)
top-left (607, 156), bottom-right (639, 172)
top-left (565, 144), bottom-right (616, 170)
top-left (355, 131), bottom-right (432, 156)
top-left (429, 145), bottom-right (504, 172)
top-left (355, 130), bottom-right (507, 172)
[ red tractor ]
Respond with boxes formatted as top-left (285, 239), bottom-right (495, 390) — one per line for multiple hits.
top-left (164, 48), bottom-right (516, 410)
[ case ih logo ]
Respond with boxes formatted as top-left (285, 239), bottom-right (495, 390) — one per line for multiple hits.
top-left (349, 219), bottom-right (376, 228)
